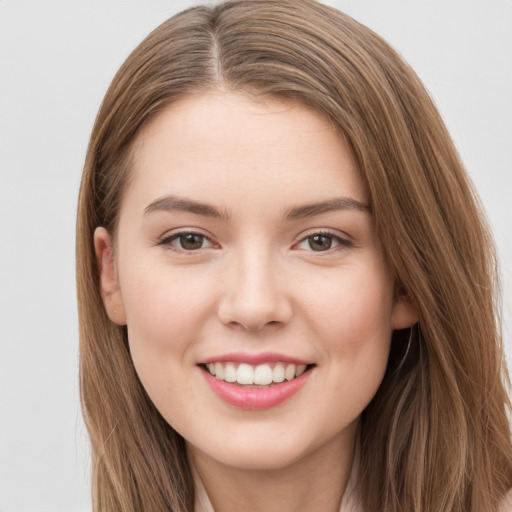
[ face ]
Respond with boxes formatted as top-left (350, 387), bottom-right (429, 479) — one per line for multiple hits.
top-left (96, 92), bottom-right (417, 472)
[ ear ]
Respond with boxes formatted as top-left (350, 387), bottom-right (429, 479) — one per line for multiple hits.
top-left (391, 295), bottom-right (418, 330)
top-left (94, 227), bottom-right (127, 325)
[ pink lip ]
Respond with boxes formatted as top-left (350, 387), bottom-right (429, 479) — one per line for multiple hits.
top-left (198, 351), bottom-right (312, 366)
top-left (200, 366), bottom-right (313, 410)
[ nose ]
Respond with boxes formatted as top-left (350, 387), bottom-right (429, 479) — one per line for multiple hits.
top-left (217, 247), bottom-right (293, 332)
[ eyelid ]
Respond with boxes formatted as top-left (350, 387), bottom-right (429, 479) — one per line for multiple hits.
top-left (292, 228), bottom-right (353, 252)
top-left (157, 228), bottom-right (220, 253)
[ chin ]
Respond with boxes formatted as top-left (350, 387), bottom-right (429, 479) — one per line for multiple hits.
top-left (187, 421), bottom-right (347, 472)
top-left (203, 444), bottom-right (309, 472)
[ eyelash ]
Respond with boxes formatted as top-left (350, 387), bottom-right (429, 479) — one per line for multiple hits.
top-left (158, 231), bottom-right (217, 254)
top-left (294, 230), bottom-right (352, 253)
top-left (158, 229), bottom-right (352, 255)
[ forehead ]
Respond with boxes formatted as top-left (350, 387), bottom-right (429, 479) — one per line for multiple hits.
top-left (123, 91), bottom-right (367, 216)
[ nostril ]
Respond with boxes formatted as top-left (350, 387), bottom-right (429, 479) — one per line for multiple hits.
top-left (231, 319), bottom-right (284, 332)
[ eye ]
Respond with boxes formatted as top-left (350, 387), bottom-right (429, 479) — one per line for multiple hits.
top-left (295, 232), bottom-right (350, 252)
top-left (159, 231), bottom-right (216, 252)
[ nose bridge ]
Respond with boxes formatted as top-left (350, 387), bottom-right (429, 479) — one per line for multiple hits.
top-left (218, 241), bottom-right (291, 330)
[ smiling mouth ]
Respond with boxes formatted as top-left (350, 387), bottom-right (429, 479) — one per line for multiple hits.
top-left (201, 362), bottom-right (315, 387)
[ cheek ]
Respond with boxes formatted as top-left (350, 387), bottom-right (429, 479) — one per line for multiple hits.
top-left (299, 264), bottom-right (394, 349)
top-left (325, 289), bottom-right (392, 385)
top-left (299, 265), bottom-right (394, 400)
top-left (119, 263), bottom-right (216, 376)
top-left (118, 266), bottom-right (212, 424)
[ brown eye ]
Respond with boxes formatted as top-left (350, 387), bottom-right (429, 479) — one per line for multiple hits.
top-left (160, 231), bottom-right (215, 252)
top-left (179, 233), bottom-right (205, 250)
top-left (295, 232), bottom-right (351, 252)
top-left (308, 234), bottom-right (333, 251)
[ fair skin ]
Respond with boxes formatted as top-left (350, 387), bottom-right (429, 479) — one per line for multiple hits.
top-left (95, 91), bottom-right (417, 512)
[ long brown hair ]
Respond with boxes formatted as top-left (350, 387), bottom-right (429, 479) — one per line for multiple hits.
top-left (76, 1), bottom-right (512, 510)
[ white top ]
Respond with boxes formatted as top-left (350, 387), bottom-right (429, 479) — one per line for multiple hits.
top-left (193, 446), bottom-right (512, 512)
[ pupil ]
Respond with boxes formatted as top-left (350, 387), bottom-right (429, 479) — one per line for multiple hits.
top-left (181, 234), bottom-right (203, 250)
top-left (309, 235), bottom-right (332, 251)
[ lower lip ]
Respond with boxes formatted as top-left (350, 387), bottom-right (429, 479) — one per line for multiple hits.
top-left (201, 367), bottom-right (312, 410)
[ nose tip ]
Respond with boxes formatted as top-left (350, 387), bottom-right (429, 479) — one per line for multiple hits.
top-left (218, 290), bottom-right (292, 332)
top-left (217, 257), bottom-right (293, 332)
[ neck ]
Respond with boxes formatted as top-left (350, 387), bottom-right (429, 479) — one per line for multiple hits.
top-left (188, 420), bottom-right (358, 512)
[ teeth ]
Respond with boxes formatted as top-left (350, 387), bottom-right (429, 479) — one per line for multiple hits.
top-left (214, 362), bottom-right (224, 380)
top-left (224, 362), bottom-right (237, 383)
top-left (205, 362), bottom-right (310, 385)
top-left (273, 364), bottom-right (285, 383)
top-left (296, 364), bottom-right (307, 377)
top-left (237, 363), bottom-right (254, 385)
top-left (254, 364), bottom-right (273, 385)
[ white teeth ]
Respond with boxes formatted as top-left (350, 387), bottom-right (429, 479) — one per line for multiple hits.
top-left (296, 364), bottom-right (307, 377)
top-left (272, 364), bottom-right (285, 383)
top-left (206, 361), bottom-right (310, 385)
top-left (224, 362), bottom-right (237, 383)
top-left (285, 364), bottom-right (295, 381)
top-left (214, 362), bottom-right (224, 380)
top-left (237, 363), bottom-right (254, 385)
top-left (254, 364), bottom-right (273, 385)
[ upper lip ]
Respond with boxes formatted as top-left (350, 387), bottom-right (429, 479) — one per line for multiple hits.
top-left (197, 351), bottom-right (313, 366)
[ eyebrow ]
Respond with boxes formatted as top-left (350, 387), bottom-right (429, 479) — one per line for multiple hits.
top-left (285, 197), bottom-right (371, 219)
top-left (144, 195), bottom-right (227, 219)
top-left (144, 194), bottom-right (370, 219)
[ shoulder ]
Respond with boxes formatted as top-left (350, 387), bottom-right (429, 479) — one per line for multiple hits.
top-left (498, 490), bottom-right (512, 512)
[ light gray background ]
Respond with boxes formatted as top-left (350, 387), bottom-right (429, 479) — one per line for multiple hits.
top-left (0, 1), bottom-right (511, 510)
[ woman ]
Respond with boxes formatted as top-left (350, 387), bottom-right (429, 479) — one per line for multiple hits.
top-left (76, 1), bottom-right (512, 510)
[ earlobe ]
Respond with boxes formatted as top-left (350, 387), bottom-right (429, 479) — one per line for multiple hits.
top-left (391, 295), bottom-right (419, 330)
top-left (94, 227), bottom-right (127, 325)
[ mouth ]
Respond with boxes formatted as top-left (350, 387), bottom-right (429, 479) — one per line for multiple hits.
top-left (198, 358), bottom-right (315, 410)
top-left (201, 361), bottom-right (313, 387)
